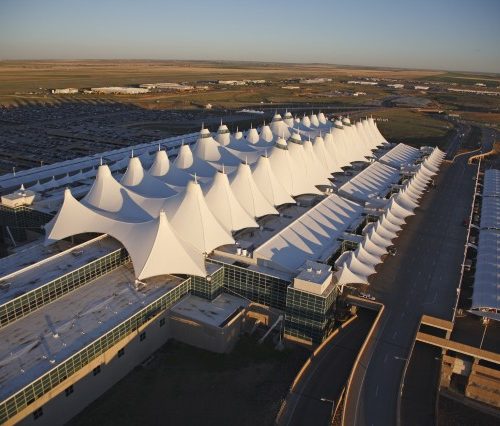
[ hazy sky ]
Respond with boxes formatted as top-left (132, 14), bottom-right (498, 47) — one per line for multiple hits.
top-left (1, 0), bottom-right (499, 73)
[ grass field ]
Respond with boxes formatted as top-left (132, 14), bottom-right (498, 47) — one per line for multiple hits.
top-left (357, 108), bottom-right (455, 148)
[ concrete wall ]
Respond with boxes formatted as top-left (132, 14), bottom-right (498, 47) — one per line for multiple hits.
top-left (17, 314), bottom-right (171, 426)
top-left (168, 309), bottom-right (245, 354)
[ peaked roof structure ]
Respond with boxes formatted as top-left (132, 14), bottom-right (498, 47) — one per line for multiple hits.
top-left (269, 113), bottom-right (291, 139)
top-left (251, 154), bottom-right (296, 207)
top-left (149, 150), bottom-right (193, 188)
top-left (203, 170), bottom-right (258, 233)
top-left (121, 157), bottom-right (177, 198)
top-left (267, 137), bottom-right (321, 196)
top-left (253, 194), bottom-right (363, 273)
top-left (215, 123), bottom-right (231, 146)
top-left (163, 179), bottom-right (235, 253)
top-left (229, 162), bottom-right (278, 218)
top-left (283, 111), bottom-right (295, 127)
top-left (173, 144), bottom-right (217, 179)
top-left (246, 125), bottom-right (260, 145)
top-left (83, 164), bottom-right (163, 220)
top-left (45, 189), bottom-right (206, 279)
top-left (193, 127), bottom-right (241, 167)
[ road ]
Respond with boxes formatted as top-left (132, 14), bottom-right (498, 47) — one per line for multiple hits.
top-left (278, 309), bottom-right (376, 426)
top-left (344, 126), bottom-right (494, 426)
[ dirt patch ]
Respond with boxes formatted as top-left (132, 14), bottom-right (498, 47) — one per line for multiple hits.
top-left (68, 337), bottom-right (309, 426)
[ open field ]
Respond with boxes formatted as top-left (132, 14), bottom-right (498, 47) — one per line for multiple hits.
top-left (352, 108), bottom-right (455, 148)
top-left (69, 337), bottom-right (309, 426)
top-left (0, 60), bottom-right (444, 108)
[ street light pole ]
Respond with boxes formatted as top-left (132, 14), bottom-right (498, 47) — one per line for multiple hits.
top-left (320, 397), bottom-right (335, 421)
top-left (480, 318), bottom-right (490, 349)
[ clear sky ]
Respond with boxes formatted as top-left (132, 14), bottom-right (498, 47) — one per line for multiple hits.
top-left (0, 0), bottom-right (499, 73)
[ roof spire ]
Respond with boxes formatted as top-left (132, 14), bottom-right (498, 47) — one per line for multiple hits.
top-left (236, 126), bottom-right (239, 132)
top-left (220, 118), bottom-right (223, 126)
top-left (264, 149), bottom-right (268, 158)
top-left (194, 173), bottom-right (198, 184)
top-left (222, 163), bottom-right (225, 174)
top-left (158, 143), bottom-right (161, 151)
top-left (245, 155), bottom-right (248, 165)
top-left (100, 157), bottom-right (103, 166)
top-left (131, 149), bottom-right (134, 158)
top-left (201, 122), bottom-right (204, 130)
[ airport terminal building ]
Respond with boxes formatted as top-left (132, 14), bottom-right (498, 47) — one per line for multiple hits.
top-left (0, 112), bottom-right (445, 424)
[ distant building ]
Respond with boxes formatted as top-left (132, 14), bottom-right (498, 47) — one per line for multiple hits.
top-left (300, 78), bottom-right (332, 84)
top-left (347, 80), bottom-right (378, 86)
top-left (245, 79), bottom-right (266, 84)
top-left (475, 83), bottom-right (486, 87)
top-left (414, 85), bottom-right (430, 91)
top-left (448, 88), bottom-right (499, 96)
top-left (218, 80), bottom-right (247, 86)
top-left (353, 91), bottom-right (367, 96)
top-left (90, 87), bottom-right (150, 95)
top-left (51, 88), bottom-right (79, 94)
top-left (140, 82), bottom-right (194, 91)
top-left (387, 83), bottom-right (404, 89)
top-left (282, 85), bottom-right (300, 90)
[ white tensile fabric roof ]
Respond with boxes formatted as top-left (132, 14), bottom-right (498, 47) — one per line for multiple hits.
top-left (203, 170), bottom-right (258, 233)
top-left (334, 148), bottom-right (444, 286)
top-left (339, 161), bottom-right (400, 202)
top-left (149, 150), bottom-right (193, 188)
top-left (229, 162), bottom-right (278, 218)
top-left (163, 179), bottom-right (235, 253)
top-left (45, 189), bottom-right (206, 279)
top-left (269, 114), bottom-right (291, 139)
top-left (312, 134), bottom-right (341, 174)
top-left (193, 128), bottom-right (241, 168)
top-left (378, 144), bottom-right (421, 168)
top-left (83, 164), bottom-right (164, 220)
top-left (251, 154), bottom-right (296, 207)
top-left (267, 137), bottom-right (321, 196)
top-left (44, 112), bottom-right (416, 283)
top-left (253, 194), bottom-right (364, 273)
top-left (287, 132), bottom-right (330, 187)
top-left (173, 144), bottom-right (218, 179)
top-left (215, 123), bottom-right (231, 146)
top-left (121, 157), bottom-right (177, 198)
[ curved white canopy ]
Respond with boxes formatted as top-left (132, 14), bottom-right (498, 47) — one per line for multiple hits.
top-left (310, 114), bottom-right (320, 128)
top-left (121, 157), bottom-right (177, 198)
top-left (45, 189), bottom-right (206, 279)
top-left (193, 128), bottom-right (241, 167)
top-left (215, 123), bottom-right (231, 146)
top-left (246, 126), bottom-right (260, 145)
top-left (283, 111), bottom-right (294, 127)
top-left (203, 170), bottom-right (258, 233)
top-left (149, 150), bottom-right (193, 188)
top-left (173, 144), bottom-right (217, 179)
top-left (251, 154), bottom-right (296, 207)
top-left (268, 137), bottom-right (321, 196)
top-left (230, 162), bottom-right (278, 218)
top-left (163, 179), bottom-right (235, 253)
top-left (269, 114), bottom-right (291, 139)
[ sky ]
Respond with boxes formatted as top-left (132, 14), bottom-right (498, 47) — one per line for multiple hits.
top-left (0, 0), bottom-right (499, 73)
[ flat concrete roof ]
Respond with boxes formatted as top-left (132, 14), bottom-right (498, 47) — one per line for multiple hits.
top-left (170, 293), bottom-right (249, 328)
top-left (0, 236), bottom-right (122, 305)
top-left (0, 264), bottom-right (183, 401)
